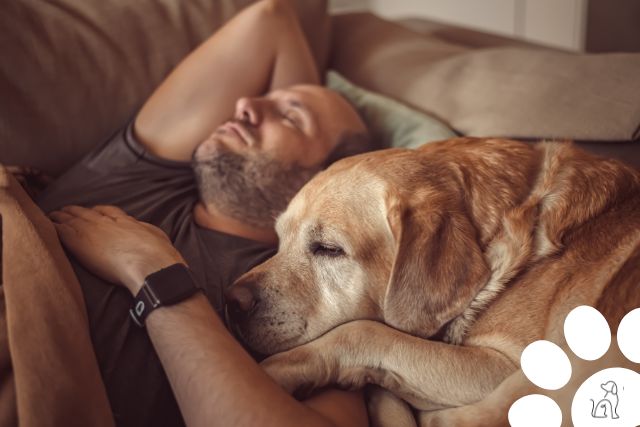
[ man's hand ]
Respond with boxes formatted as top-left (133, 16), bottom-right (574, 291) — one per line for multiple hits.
top-left (50, 205), bottom-right (185, 295)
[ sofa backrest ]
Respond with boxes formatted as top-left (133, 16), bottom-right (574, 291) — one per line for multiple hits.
top-left (330, 13), bottom-right (640, 146)
top-left (1, 0), bottom-right (254, 176)
top-left (2, 4), bottom-right (639, 176)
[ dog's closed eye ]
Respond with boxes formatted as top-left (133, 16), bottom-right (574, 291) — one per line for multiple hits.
top-left (310, 242), bottom-right (346, 258)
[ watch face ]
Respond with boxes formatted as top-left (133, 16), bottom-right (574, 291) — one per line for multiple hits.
top-left (146, 263), bottom-right (199, 304)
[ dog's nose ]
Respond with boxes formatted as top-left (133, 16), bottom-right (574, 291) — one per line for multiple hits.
top-left (225, 285), bottom-right (259, 322)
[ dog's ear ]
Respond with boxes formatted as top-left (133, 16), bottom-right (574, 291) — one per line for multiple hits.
top-left (383, 192), bottom-right (490, 338)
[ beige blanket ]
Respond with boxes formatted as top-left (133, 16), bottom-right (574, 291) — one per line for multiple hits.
top-left (0, 165), bottom-right (113, 427)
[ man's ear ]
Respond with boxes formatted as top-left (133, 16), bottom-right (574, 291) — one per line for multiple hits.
top-left (383, 194), bottom-right (490, 338)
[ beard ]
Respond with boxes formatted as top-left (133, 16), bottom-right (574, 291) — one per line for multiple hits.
top-left (192, 144), bottom-right (319, 229)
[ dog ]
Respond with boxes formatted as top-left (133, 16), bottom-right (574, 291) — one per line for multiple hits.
top-left (591, 381), bottom-right (619, 419)
top-left (225, 137), bottom-right (640, 426)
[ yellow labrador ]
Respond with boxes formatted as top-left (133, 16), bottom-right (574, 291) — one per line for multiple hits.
top-left (225, 137), bottom-right (640, 426)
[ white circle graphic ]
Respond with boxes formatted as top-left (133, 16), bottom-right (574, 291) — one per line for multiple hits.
top-left (509, 394), bottom-right (562, 427)
top-left (564, 305), bottom-right (611, 361)
top-left (512, 307), bottom-right (640, 427)
top-left (521, 340), bottom-right (572, 390)
top-left (617, 308), bottom-right (640, 363)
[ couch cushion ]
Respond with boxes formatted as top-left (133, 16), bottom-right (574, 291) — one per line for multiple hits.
top-left (0, 0), bottom-right (262, 176)
top-left (331, 13), bottom-right (640, 143)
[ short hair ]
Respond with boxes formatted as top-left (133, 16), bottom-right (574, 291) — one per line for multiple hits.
top-left (321, 129), bottom-right (377, 169)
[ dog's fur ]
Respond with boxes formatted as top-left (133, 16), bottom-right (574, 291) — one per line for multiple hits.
top-left (226, 137), bottom-right (640, 426)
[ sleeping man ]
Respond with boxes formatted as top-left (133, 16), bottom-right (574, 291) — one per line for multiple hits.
top-left (39, 1), bottom-right (373, 426)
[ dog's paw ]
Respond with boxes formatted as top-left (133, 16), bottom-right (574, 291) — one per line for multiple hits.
top-left (261, 345), bottom-right (333, 397)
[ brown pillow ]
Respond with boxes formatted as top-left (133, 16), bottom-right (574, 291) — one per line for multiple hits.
top-left (0, 0), bottom-right (329, 177)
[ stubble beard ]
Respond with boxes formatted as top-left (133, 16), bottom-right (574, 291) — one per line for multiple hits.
top-left (192, 144), bottom-right (319, 229)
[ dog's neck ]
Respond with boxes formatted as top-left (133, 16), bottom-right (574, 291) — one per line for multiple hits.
top-left (438, 141), bottom-right (639, 345)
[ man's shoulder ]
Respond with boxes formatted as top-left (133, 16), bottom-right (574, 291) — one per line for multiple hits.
top-left (37, 120), bottom-right (196, 214)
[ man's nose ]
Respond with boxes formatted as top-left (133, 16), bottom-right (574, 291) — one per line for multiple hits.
top-left (234, 97), bottom-right (261, 125)
top-left (225, 282), bottom-right (260, 321)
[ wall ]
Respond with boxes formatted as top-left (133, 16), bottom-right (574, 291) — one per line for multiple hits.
top-left (330, 0), bottom-right (590, 51)
top-left (586, 0), bottom-right (640, 52)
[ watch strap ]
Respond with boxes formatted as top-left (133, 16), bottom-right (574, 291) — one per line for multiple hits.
top-left (129, 263), bottom-right (200, 327)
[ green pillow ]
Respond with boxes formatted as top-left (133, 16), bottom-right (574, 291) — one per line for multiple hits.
top-left (326, 71), bottom-right (457, 149)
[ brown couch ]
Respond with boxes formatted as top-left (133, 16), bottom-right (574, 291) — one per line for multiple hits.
top-left (1, 1), bottom-right (639, 426)
top-left (1, 1), bottom-right (639, 175)
top-left (330, 13), bottom-right (640, 168)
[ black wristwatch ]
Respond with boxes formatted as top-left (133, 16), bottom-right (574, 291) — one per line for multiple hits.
top-left (129, 263), bottom-right (201, 327)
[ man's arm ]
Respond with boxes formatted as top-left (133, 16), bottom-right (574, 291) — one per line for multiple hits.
top-left (50, 205), bottom-right (368, 427)
top-left (146, 295), bottom-right (366, 427)
top-left (135, 0), bottom-right (327, 161)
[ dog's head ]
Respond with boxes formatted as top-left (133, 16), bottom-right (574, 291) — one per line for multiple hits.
top-left (601, 381), bottom-right (618, 395)
top-left (226, 149), bottom-right (490, 355)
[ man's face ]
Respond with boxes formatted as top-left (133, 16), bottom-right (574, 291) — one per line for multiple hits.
top-left (192, 85), bottom-right (366, 228)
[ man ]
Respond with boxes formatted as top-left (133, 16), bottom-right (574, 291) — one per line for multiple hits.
top-left (39, 0), bottom-right (372, 426)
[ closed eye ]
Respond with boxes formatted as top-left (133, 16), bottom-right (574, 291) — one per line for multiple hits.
top-left (282, 111), bottom-right (298, 126)
top-left (282, 110), bottom-right (300, 128)
top-left (310, 242), bottom-right (346, 258)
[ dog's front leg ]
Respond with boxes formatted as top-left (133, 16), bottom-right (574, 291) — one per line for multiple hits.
top-left (260, 320), bottom-right (371, 396)
top-left (261, 320), bottom-right (518, 411)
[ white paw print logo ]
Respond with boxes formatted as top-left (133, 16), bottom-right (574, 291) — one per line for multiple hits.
top-left (509, 306), bottom-right (640, 427)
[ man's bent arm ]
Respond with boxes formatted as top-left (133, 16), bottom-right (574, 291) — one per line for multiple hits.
top-left (135, 0), bottom-right (324, 161)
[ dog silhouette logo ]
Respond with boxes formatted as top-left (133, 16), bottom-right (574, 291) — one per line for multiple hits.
top-left (590, 380), bottom-right (620, 419)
